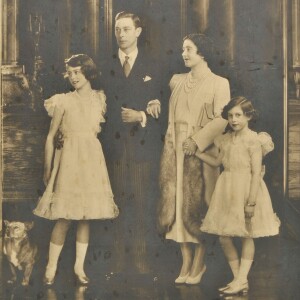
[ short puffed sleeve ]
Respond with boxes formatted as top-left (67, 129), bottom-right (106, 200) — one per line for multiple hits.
top-left (44, 93), bottom-right (66, 117)
top-left (257, 132), bottom-right (274, 156)
top-left (247, 131), bottom-right (274, 157)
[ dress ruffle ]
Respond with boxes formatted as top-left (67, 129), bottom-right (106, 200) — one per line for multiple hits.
top-left (34, 191), bottom-right (119, 220)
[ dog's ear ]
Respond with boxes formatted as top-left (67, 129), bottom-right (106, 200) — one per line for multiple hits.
top-left (4, 220), bottom-right (10, 227)
top-left (24, 222), bottom-right (34, 231)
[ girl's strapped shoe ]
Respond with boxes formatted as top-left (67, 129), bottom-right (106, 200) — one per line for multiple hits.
top-left (218, 284), bottom-right (230, 293)
top-left (222, 280), bottom-right (249, 295)
top-left (218, 279), bottom-right (236, 292)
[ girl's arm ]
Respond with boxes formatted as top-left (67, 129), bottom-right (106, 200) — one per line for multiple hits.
top-left (43, 106), bottom-right (64, 186)
top-left (196, 150), bottom-right (222, 167)
top-left (245, 148), bottom-right (262, 218)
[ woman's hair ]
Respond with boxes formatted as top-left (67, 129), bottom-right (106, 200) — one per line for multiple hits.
top-left (65, 54), bottom-right (98, 81)
top-left (222, 96), bottom-right (258, 130)
top-left (115, 11), bottom-right (141, 28)
top-left (183, 33), bottom-right (214, 63)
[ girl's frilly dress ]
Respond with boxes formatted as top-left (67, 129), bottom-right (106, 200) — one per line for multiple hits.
top-left (200, 129), bottom-right (280, 238)
top-left (34, 90), bottom-right (119, 220)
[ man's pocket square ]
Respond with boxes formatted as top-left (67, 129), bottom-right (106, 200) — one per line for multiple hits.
top-left (143, 75), bottom-right (152, 82)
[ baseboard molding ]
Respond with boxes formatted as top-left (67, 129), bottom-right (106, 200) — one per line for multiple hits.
top-left (284, 200), bottom-right (300, 241)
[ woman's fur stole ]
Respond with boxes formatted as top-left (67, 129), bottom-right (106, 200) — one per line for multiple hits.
top-left (157, 141), bottom-right (206, 239)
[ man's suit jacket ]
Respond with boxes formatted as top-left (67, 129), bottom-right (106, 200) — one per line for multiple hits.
top-left (100, 50), bottom-right (162, 163)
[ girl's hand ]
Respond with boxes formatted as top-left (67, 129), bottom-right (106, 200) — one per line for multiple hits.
top-left (244, 205), bottom-right (255, 218)
top-left (43, 169), bottom-right (51, 187)
top-left (182, 138), bottom-right (197, 156)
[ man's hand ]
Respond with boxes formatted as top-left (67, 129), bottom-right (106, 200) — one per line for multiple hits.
top-left (121, 107), bottom-right (143, 123)
top-left (147, 102), bottom-right (161, 119)
top-left (182, 138), bottom-right (198, 156)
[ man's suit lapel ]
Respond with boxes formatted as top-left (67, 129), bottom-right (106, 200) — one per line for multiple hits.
top-left (130, 52), bottom-right (141, 77)
top-left (110, 55), bottom-right (124, 78)
top-left (127, 51), bottom-right (147, 80)
top-left (110, 51), bottom-right (145, 80)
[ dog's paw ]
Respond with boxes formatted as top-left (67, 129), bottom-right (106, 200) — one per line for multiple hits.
top-left (21, 279), bottom-right (29, 286)
top-left (7, 277), bottom-right (17, 284)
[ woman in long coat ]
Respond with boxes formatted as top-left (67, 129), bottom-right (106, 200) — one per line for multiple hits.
top-left (158, 33), bottom-right (230, 284)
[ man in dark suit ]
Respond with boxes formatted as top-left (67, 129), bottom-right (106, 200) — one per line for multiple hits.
top-left (101, 11), bottom-right (162, 275)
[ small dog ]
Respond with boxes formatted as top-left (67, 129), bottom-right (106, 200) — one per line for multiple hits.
top-left (3, 220), bottom-right (38, 286)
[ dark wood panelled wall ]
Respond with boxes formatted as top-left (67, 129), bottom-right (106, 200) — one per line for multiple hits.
top-left (2, 0), bottom-right (299, 223)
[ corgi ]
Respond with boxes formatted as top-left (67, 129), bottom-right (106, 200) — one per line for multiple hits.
top-left (3, 220), bottom-right (38, 286)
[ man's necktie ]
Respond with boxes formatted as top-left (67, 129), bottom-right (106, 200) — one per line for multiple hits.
top-left (123, 56), bottom-right (131, 77)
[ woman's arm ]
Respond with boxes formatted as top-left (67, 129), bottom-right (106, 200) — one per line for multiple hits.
top-left (43, 106), bottom-right (64, 186)
top-left (196, 151), bottom-right (222, 167)
top-left (192, 78), bottom-right (230, 152)
top-left (244, 148), bottom-right (262, 218)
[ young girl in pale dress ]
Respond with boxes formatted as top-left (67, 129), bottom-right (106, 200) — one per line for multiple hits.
top-left (34, 54), bottom-right (119, 285)
top-left (198, 96), bottom-right (280, 295)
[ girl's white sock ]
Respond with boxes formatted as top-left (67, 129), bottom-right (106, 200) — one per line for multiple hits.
top-left (74, 241), bottom-right (89, 276)
top-left (46, 242), bottom-right (64, 277)
top-left (237, 258), bottom-right (253, 282)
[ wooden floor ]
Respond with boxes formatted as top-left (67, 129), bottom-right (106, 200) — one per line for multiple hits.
top-left (1, 225), bottom-right (300, 300)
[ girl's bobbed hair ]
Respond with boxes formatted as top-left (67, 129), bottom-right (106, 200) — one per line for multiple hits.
top-left (65, 54), bottom-right (98, 81)
top-left (222, 96), bottom-right (258, 129)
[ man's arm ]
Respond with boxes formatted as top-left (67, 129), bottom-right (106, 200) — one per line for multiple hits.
top-left (120, 106), bottom-right (158, 127)
top-left (121, 107), bottom-right (143, 123)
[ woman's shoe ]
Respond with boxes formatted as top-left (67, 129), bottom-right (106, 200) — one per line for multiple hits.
top-left (222, 280), bottom-right (249, 295)
top-left (75, 274), bottom-right (90, 285)
top-left (175, 272), bottom-right (190, 284)
top-left (185, 265), bottom-right (207, 285)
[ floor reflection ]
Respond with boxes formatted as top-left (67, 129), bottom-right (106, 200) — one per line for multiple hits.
top-left (175, 284), bottom-right (207, 298)
top-left (219, 294), bottom-right (249, 300)
top-left (45, 286), bottom-right (87, 300)
top-left (2, 235), bottom-right (300, 300)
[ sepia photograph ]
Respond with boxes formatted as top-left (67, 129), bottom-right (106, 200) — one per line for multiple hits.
top-left (1, 0), bottom-right (300, 299)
